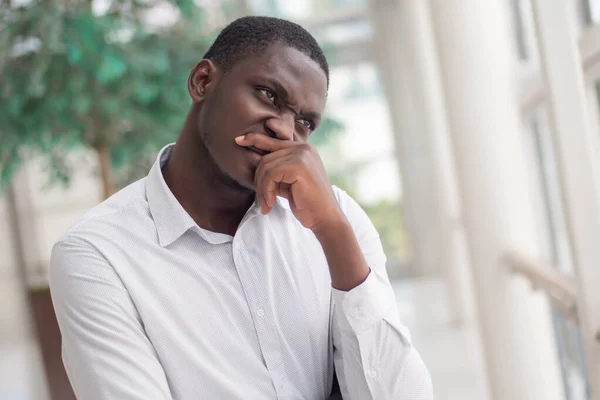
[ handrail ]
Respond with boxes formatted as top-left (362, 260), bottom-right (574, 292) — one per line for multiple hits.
top-left (504, 250), bottom-right (579, 324)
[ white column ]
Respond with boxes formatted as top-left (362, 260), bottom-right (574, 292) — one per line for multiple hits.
top-left (428, 0), bottom-right (564, 399)
top-left (367, 0), bottom-right (474, 324)
top-left (366, 0), bottom-right (441, 279)
top-left (530, 1), bottom-right (600, 397)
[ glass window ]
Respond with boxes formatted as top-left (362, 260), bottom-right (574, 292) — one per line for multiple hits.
top-left (587, 79), bottom-right (600, 182)
top-left (511, 0), bottom-right (530, 60)
top-left (523, 107), bottom-right (573, 274)
top-left (582, 0), bottom-right (600, 25)
top-left (594, 80), bottom-right (600, 121)
top-left (310, 18), bottom-right (373, 46)
top-left (509, 0), bottom-right (541, 65)
top-left (550, 307), bottom-right (592, 400)
top-left (248, 0), bottom-right (367, 19)
top-left (522, 107), bottom-right (591, 400)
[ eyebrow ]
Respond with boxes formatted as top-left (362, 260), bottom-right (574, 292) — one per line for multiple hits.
top-left (301, 111), bottom-right (322, 121)
top-left (265, 78), bottom-right (289, 101)
top-left (264, 78), bottom-right (322, 121)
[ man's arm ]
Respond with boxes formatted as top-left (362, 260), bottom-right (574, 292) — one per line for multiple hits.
top-left (50, 237), bottom-right (174, 400)
top-left (237, 134), bottom-right (432, 400)
top-left (322, 190), bottom-right (433, 400)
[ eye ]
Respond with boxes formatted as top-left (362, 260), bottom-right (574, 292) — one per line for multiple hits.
top-left (298, 119), bottom-right (315, 131)
top-left (258, 88), bottom-right (276, 105)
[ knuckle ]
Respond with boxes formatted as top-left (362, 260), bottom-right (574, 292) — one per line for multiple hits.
top-left (298, 144), bottom-right (313, 154)
top-left (297, 146), bottom-right (313, 165)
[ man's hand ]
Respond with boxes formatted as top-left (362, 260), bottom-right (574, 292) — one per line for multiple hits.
top-left (235, 133), bottom-right (344, 232)
top-left (236, 133), bottom-right (370, 291)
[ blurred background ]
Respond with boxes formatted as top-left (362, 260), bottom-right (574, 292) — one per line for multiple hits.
top-left (1, 0), bottom-right (600, 399)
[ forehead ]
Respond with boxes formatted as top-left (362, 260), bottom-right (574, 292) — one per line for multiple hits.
top-left (229, 43), bottom-right (328, 111)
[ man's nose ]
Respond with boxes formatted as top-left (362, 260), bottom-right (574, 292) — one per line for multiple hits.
top-left (265, 115), bottom-right (294, 141)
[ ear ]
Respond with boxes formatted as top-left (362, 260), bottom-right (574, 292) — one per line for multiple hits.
top-left (188, 59), bottom-right (219, 102)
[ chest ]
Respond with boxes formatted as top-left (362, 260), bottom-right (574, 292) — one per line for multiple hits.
top-left (110, 215), bottom-right (334, 398)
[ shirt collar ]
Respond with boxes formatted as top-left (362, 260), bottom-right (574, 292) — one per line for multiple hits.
top-left (146, 143), bottom-right (197, 247)
top-left (146, 143), bottom-right (294, 247)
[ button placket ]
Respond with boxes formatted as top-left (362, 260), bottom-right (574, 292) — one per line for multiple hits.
top-left (232, 232), bottom-right (291, 399)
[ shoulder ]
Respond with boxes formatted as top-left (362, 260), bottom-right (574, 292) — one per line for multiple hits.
top-left (332, 186), bottom-right (380, 241)
top-left (332, 186), bottom-right (373, 229)
top-left (56, 178), bottom-right (151, 248)
top-left (50, 179), bottom-right (152, 287)
top-left (332, 186), bottom-right (386, 265)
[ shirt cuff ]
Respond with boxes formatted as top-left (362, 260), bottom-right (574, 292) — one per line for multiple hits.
top-left (332, 270), bottom-right (398, 335)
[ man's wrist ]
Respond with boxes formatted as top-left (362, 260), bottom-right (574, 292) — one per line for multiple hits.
top-left (312, 211), bottom-right (370, 291)
top-left (311, 209), bottom-right (349, 241)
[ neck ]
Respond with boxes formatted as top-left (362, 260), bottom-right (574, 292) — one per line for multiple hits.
top-left (163, 110), bottom-right (254, 236)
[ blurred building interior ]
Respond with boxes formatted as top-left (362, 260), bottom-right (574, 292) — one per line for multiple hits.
top-left (1, 0), bottom-right (600, 399)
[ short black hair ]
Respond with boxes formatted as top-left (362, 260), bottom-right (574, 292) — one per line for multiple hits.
top-left (203, 16), bottom-right (329, 87)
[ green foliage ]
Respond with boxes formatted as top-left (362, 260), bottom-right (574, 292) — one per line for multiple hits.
top-left (311, 125), bottom-right (411, 267)
top-left (0, 0), bottom-right (213, 190)
top-left (362, 199), bottom-right (412, 266)
top-left (309, 116), bottom-right (344, 148)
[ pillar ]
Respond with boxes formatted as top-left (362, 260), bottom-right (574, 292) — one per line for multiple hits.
top-left (428, 0), bottom-right (564, 398)
top-left (531, 0), bottom-right (600, 397)
top-left (368, 0), bottom-right (474, 324)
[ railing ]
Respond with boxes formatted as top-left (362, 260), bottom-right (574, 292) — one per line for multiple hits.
top-left (504, 250), bottom-right (579, 324)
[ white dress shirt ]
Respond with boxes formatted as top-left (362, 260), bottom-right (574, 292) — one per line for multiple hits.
top-left (50, 144), bottom-right (432, 400)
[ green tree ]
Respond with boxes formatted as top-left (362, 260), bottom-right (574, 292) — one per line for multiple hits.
top-left (0, 0), bottom-right (346, 196)
top-left (0, 0), bottom-right (213, 197)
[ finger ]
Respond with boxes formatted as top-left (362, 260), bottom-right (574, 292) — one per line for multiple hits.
top-left (261, 163), bottom-right (298, 213)
top-left (256, 156), bottom-right (293, 214)
top-left (257, 146), bottom-right (294, 167)
top-left (235, 133), bottom-right (298, 153)
top-left (277, 182), bottom-right (292, 202)
top-left (254, 148), bottom-right (293, 198)
top-left (255, 156), bottom-right (295, 213)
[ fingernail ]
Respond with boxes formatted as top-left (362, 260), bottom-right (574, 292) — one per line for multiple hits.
top-left (235, 135), bottom-right (245, 143)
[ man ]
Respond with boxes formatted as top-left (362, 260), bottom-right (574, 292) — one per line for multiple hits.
top-left (50, 16), bottom-right (433, 400)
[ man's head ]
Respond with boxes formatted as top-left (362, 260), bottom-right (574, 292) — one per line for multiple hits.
top-left (203, 16), bottom-right (329, 87)
top-left (184, 16), bottom-right (329, 192)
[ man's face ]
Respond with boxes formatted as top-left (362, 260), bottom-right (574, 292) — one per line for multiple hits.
top-left (194, 43), bottom-right (328, 191)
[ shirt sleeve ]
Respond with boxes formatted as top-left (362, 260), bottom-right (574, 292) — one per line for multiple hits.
top-left (330, 188), bottom-right (433, 400)
top-left (49, 236), bottom-right (174, 400)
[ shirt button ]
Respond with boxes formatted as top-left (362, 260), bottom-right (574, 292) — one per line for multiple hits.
top-left (351, 307), bottom-right (361, 317)
top-left (369, 369), bottom-right (378, 379)
top-left (256, 308), bottom-right (265, 317)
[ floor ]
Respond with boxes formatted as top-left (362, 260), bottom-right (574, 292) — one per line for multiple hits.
top-left (392, 278), bottom-right (490, 400)
top-left (0, 277), bottom-right (489, 400)
top-left (0, 340), bottom-right (49, 400)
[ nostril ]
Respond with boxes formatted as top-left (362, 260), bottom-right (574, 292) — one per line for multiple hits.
top-left (266, 127), bottom-right (277, 138)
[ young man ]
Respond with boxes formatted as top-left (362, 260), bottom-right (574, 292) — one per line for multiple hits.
top-left (50, 16), bottom-right (432, 400)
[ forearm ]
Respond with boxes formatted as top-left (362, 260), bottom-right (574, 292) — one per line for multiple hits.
top-left (313, 214), bottom-right (370, 291)
top-left (331, 273), bottom-right (433, 400)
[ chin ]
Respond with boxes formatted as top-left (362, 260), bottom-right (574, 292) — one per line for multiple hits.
top-left (221, 170), bottom-right (255, 193)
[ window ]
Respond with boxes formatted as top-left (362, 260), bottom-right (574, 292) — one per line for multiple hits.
top-left (523, 107), bottom-right (590, 400)
top-left (310, 19), bottom-right (373, 46)
top-left (511, 0), bottom-right (529, 60)
top-left (593, 80), bottom-right (600, 128)
top-left (524, 107), bottom-right (573, 274)
top-left (582, 0), bottom-right (600, 25)
top-left (509, 0), bottom-right (540, 65)
top-left (248, 0), bottom-right (367, 20)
